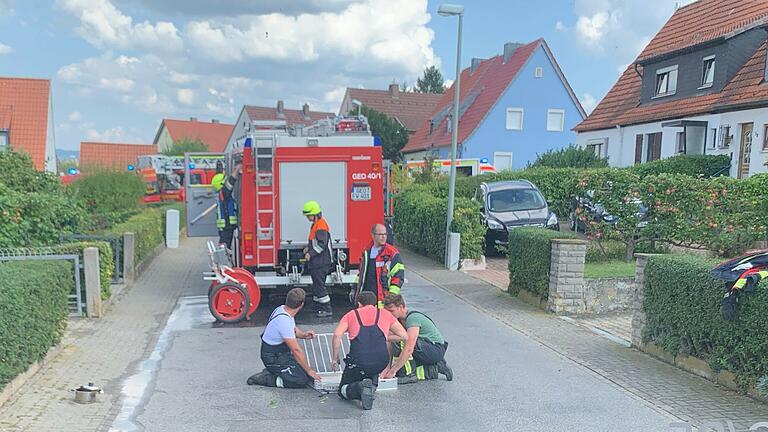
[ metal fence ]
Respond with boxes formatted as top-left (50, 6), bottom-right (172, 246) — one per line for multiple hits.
top-left (60, 234), bottom-right (123, 283)
top-left (0, 247), bottom-right (84, 317)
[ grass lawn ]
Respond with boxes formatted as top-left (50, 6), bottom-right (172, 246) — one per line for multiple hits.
top-left (584, 260), bottom-right (636, 278)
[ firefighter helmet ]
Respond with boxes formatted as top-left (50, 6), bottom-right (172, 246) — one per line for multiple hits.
top-left (302, 200), bottom-right (322, 216)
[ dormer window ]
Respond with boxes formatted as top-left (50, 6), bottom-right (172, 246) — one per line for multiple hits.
top-left (701, 55), bottom-right (715, 88)
top-left (655, 65), bottom-right (678, 97)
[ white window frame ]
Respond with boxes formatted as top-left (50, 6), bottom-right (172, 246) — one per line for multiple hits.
top-left (0, 131), bottom-right (8, 152)
top-left (586, 138), bottom-right (607, 158)
top-left (700, 55), bottom-right (715, 89)
top-left (535, 67), bottom-right (543, 78)
top-left (493, 151), bottom-right (513, 171)
top-left (654, 65), bottom-right (678, 98)
top-left (505, 108), bottom-right (524, 130)
top-left (546, 109), bottom-right (565, 132)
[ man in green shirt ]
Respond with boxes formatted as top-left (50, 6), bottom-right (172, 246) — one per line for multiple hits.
top-left (381, 294), bottom-right (453, 382)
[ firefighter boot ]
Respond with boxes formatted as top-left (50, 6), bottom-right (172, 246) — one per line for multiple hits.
top-left (360, 378), bottom-right (375, 410)
top-left (316, 302), bottom-right (333, 318)
top-left (437, 360), bottom-right (454, 381)
top-left (247, 369), bottom-right (276, 387)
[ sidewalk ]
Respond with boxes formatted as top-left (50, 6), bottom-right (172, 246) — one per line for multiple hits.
top-left (0, 237), bottom-right (208, 432)
top-left (468, 256), bottom-right (633, 344)
top-left (404, 250), bottom-right (768, 431)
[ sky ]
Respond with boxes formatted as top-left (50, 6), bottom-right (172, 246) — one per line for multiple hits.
top-left (0, 0), bottom-right (695, 151)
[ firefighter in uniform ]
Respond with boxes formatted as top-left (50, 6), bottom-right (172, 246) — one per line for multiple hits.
top-left (302, 201), bottom-right (334, 317)
top-left (213, 161), bottom-right (239, 250)
top-left (330, 291), bottom-right (407, 410)
top-left (382, 293), bottom-right (453, 383)
top-left (247, 288), bottom-right (322, 388)
top-left (352, 223), bottom-right (405, 307)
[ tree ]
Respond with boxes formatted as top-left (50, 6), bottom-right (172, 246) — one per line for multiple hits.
top-left (162, 137), bottom-right (209, 156)
top-left (415, 66), bottom-right (446, 94)
top-left (529, 145), bottom-right (609, 169)
top-left (359, 105), bottom-right (408, 162)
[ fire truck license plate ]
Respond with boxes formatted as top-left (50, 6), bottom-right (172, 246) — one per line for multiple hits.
top-left (351, 185), bottom-right (371, 201)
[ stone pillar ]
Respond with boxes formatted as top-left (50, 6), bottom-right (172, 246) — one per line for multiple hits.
top-left (630, 253), bottom-right (660, 348)
top-left (123, 232), bottom-right (135, 283)
top-left (84, 247), bottom-right (102, 318)
top-left (547, 239), bottom-right (587, 315)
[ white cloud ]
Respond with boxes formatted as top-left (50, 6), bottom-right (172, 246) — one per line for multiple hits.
top-left (575, 12), bottom-right (612, 48)
top-left (177, 88), bottom-right (194, 105)
top-left (99, 77), bottom-right (135, 91)
top-left (85, 126), bottom-right (127, 141)
top-left (555, 21), bottom-right (566, 31)
top-left (68, 111), bottom-right (82, 121)
top-left (580, 93), bottom-right (598, 114)
top-left (0, 42), bottom-right (12, 54)
top-left (56, 0), bottom-right (183, 53)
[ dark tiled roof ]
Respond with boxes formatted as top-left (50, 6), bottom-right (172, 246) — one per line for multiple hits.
top-left (345, 88), bottom-right (442, 132)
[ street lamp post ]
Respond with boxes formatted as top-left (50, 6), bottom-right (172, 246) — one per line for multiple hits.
top-left (438, 3), bottom-right (464, 269)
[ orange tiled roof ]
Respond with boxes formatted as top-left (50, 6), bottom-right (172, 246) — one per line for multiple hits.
top-left (80, 142), bottom-right (157, 170)
top-left (404, 40), bottom-right (541, 153)
top-left (576, 0), bottom-right (768, 132)
top-left (245, 105), bottom-right (333, 126)
top-left (159, 118), bottom-right (234, 152)
top-left (345, 88), bottom-right (442, 132)
top-left (0, 77), bottom-right (51, 170)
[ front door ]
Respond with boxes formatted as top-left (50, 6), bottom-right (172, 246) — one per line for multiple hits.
top-left (738, 123), bottom-right (753, 179)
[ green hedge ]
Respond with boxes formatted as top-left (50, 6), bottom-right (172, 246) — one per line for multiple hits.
top-left (392, 186), bottom-right (484, 261)
top-left (69, 170), bottom-right (145, 230)
top-left (507, 228), bottom-right (576, 300)
top-left (629, 154), bottom-right (731, 178)
top-left (0, 260), bottom-right (72, 391)
top-left (107, 204), bottom-right (186, 266)
top-left (643, 254), bottom-right (768, 391)
top-left (50, 241), bottom-right (113, 300)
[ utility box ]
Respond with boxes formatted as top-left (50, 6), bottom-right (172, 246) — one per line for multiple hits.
top-left (166, 209), bottom-right (180, 248)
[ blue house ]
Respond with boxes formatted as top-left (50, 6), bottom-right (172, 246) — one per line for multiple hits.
top-left (403, 39), bottom-right (586, 170)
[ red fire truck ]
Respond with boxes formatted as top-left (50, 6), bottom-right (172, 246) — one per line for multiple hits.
top-left (138, 155), bottom-right (221, 204)
top-left (205, 116), bottom-right (384, 323)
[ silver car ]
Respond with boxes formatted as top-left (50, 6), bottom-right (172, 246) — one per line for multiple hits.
top-left (474, 180), bottom-right (559, 255)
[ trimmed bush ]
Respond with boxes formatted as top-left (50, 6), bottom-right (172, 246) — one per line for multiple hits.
top-left (0, 260), bottom-right (72, 391)
top-left (69, 170), bottom-right (145, 230)
top-left (643, 254), bottom-right (768, 391)
top-left (507, 228), bottom-right (576, 300)
top-left (393, 186), bottom-right (484, 261)
top-left (629, 154), bottom-right (731, 178)
top-left (529, 145), bottom-right (609, 169)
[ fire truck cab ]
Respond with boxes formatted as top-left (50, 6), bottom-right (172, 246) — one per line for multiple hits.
top-left (203, 116), bottom-right (385, 322)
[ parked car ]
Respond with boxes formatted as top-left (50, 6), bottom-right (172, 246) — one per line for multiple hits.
top-left (474, 180), bottom-right (559, 255)
top-left (568, 191), bottom-right (648, 233)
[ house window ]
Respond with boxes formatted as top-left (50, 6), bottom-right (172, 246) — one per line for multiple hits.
top-left (586, 138), bottom-right (607, 158)
top-left (546, 109), bottom-right (565, 132)
top-left (505, 108), bottom-right (524, 130)
top-left (718, 125), bottom-right (732, 148)
top-left (676, 131), bottom-right (686, 154)
top-left (763, 125), bottom-right (768, 151)
top-left (701, 55), bottom-right (715, 88)
top-left (655, 65), bottom-right (678, 97)
top-left (646, 132), bottom-right (662, 161)
top-left (535, 67), bottom-right (543, 78)
top-left (708, 128), bottom-right (717, 150)
top-left (0, 131), bottom-right (7, 152)
top-left (634, 134), bottom-right (643, 164)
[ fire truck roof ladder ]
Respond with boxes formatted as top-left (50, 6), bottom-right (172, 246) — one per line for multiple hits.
top-left (253, 134), bottom-right (277, 268)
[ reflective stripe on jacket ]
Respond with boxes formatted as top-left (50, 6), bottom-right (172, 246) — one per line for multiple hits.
top-left (357, 242), bottom-right (404, 304)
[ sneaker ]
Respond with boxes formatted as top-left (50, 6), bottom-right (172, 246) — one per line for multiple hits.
top-left (360, 378), bottom-right (374, 410)
top-left (247, 369), bottom-right (273, 386)
top-left (396, 374), bottom-right (419, 385)
top-left (436, 360), bottom-right (453, 381)
top-left (316, 309), bottom-right (333, 318)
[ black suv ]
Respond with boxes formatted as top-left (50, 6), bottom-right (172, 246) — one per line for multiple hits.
top-left (474, 180), bottom-right (559, 255)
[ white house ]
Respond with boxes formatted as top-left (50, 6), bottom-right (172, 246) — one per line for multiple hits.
top-left (575, 0), bottom-right (768, 178)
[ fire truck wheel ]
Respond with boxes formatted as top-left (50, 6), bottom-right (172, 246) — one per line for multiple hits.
top-left (209, 282), bottom-right (250, 323)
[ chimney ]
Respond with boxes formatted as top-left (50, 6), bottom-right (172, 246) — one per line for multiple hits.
top-left (190, 117), bottom-right (197, 122)
top-left (276, 100), bottom-right (285, 119)
top-left (470, 58), bottom-right (485, 73)
top-left (211, 119), bottom-right (219, 124)
top-left (503, 42), bottom-right (524, 64)
top-left (389, 83), bottom-right (400, 98)
top-left (302, 103), bottom-right (310, 119)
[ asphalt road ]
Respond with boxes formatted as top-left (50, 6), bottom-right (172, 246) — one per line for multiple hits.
top-left (120, 268), bottom-right (674, 432)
